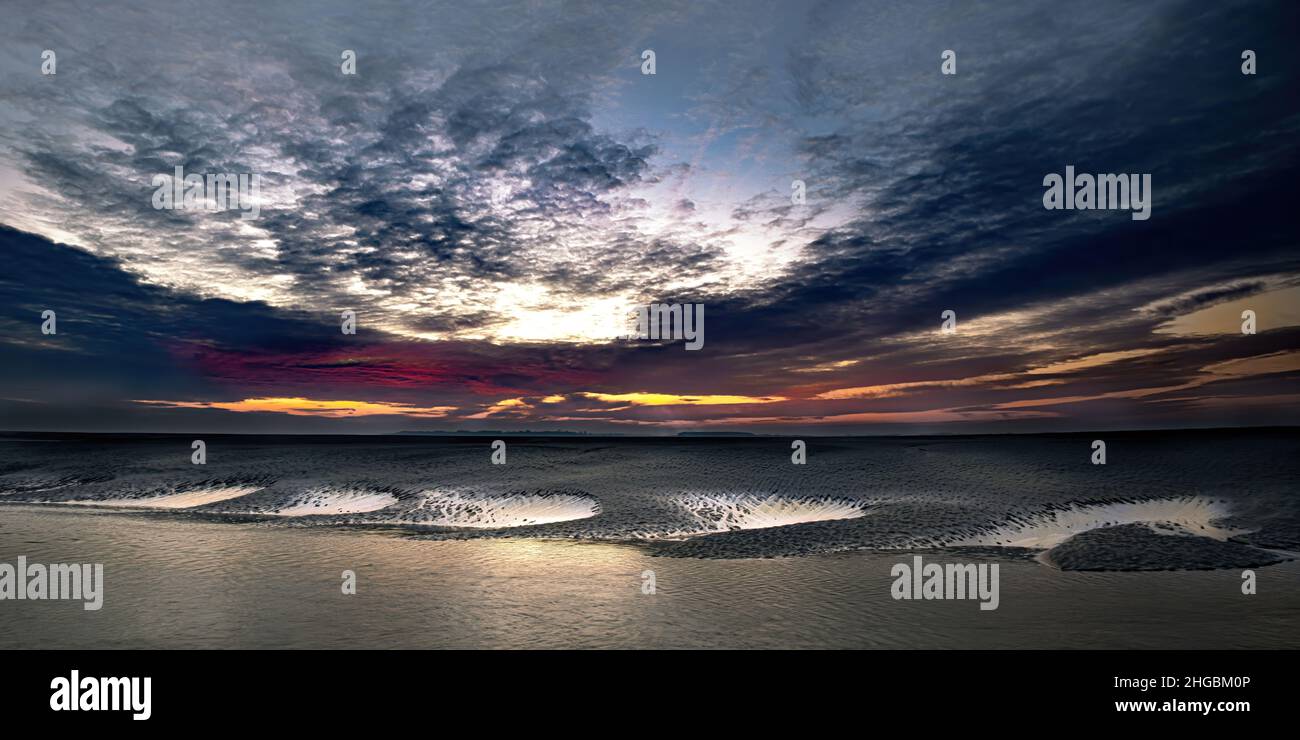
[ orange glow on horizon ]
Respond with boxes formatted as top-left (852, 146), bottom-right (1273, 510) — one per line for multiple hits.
top-left (134, 397), bottom-right (456, 418)
top-left (579, 391), bottom-right (788, 406)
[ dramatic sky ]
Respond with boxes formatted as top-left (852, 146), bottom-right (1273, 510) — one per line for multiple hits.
top-left (1, 0), bottom-right (1297, 434)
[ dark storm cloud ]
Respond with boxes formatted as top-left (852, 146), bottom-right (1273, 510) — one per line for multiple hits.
top-left (0, 225), bottom-right (320, 400)
top-left (703, 0), bottom-right (1299, 351)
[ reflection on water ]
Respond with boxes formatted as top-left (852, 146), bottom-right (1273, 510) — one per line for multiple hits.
top-left (0, 505), bottom-right (1296, 649)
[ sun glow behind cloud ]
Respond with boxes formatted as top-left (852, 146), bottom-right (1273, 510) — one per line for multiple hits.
top-left (483, 287), bottom-right (635, 344)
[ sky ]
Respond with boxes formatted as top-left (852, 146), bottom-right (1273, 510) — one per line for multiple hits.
top-left (0, 0), bottom-right (1297, 435)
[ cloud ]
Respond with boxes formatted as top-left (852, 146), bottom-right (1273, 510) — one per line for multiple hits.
top-left (135, 397), bottom-right (456, 417)
top-left (578, 392), bottom-right (788, 407)
top-left (1, 0), bottom-right (1297, 433)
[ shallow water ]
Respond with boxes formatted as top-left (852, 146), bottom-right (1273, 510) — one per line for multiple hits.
top-left (1, 505), bottom-right (1296, 649)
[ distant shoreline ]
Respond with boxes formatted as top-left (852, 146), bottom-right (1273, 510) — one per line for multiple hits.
top-left (1, 425), bottom-right (1297, 441)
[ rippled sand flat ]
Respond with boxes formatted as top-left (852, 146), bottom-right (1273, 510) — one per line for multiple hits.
top-left (2, 430), bottom-right (1296, 570)
top-left (66, 485), bottom-right (264, 509)
top-left (269, 488), bottom-right (399, 516)
top-left (950, 496), bottom-right (1245, 548)
top-left (404, 490), bottom-right (600, 528)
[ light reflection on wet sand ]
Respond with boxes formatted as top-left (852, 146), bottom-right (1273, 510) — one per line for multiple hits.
top-left (1, 505), bottom-right (1297, 649)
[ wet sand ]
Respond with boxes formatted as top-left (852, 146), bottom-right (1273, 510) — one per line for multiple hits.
top-left (1, 505), bottom-right (1296, 649)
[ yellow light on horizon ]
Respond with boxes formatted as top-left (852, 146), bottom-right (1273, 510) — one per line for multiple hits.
top-left (133, 397), bottom-right (456, 418)
top-left (579, 391), bottom-right (787, 406)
